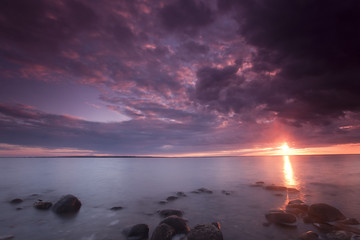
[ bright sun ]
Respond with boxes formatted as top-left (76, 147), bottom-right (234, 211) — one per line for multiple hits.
top-left (280, 143), bottom-right (290, 154)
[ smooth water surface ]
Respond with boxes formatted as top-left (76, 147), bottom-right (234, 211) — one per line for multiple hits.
top-left (1, 155), bottom-right (360, 239)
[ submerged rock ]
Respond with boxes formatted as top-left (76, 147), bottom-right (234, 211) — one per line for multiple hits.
top-left (265, 211), bottom-right (297, 226)
top-left (221, 190), bottom-right (231, 195)
top-left (33, 200), bottom-right (52, 210)
top-left (187, 223), bottom-right (224, 240)
top-left (150, 223), bottom-right (175, 240)
top-left (158, 200), bottom-right (168, 205)
top-left (197, 188), bottom-right (213, 194)
top-left (299, 231), bottom-right (319, 240)
top-left (158, 209), bottom-right (184, 218)
top-left (10, 198), bottom-right (23, 204)
top-left (264, 185), bottom-right (287, 191)
top-left (166, 196), bottom-right (178, 201)
top-left (176, 192), bottom-right (187, 197)
top-left (123, 224), bottom-right (149, 240)
top-left (289, 199), bottom-right (304, 205)
top-left (308, 203), bottom-right (346, 222)
top-left (287, 203), bottom-right (309, 213)
top-left (160, 216), bottom-right (190, 234)
top-left (110, 206), bottom-right (123, 211)
top-left (52, 194), bottom-right (81, 214)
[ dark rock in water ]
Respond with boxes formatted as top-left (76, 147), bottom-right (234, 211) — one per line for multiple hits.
top-left (160, 216), bottom-right (190, 234)
top-left (340, 218), bottom-right (360, 225)
top-left (187, 224), bottom-right (224, 240)
top-left (308, 203), bottom-right (345, 222)
top-left (159, 209), bottom-right (184, 218)
top-left (52, 194), bottom-right (81, 214)
top-left (123, 224), bottom-right (149, 240)
top-left (16, 207), bottom-right (22, 211)
top-left (221, 190), bottom-right (231, 195)
top-left (287, 187), bottom-right (300, 193)
top-left (265, 212), bottom-right (297, 226)
top-left (299, 231), bottom-right (319, 240)
top-left (212, 222), bottom-right (221, 230)
top-left (326, 230), bottom-right (352, 240)
top-left (0, 235), bottom-right (15, 240)
top-left (334, 222), bottom-right (360, 235)
top-left (289, 199), bottom-right (304, 205)
top-left (150, 223), bottom-right (175, 240)
top-left (33, 200), bottom-right (52, 210)
top-left (176, 192), bottom-right (187, 197)
top-left (158, 200), bottom-right (168, 205)
top-left (287, 203), bottom-right (309, 213)
top-left (110, 206), bottom-right (123, 211)
top-left (197, 188), bottom-right (213, 193)
top-left (10, 198), bottom-right (23, 204)
top-left (264, 185), bottom-right (287, 191)
top-left (312, 222), bottom-right (335, 233)
top-left (191, 190), bottom-right (200, 194)
top-left (166, 196), bottom-right (178, 201)
top-left (256, 181), bottom-right (265, 185)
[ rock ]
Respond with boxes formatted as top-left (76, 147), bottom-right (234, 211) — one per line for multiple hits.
top-left (160, 216), bottom-right (190, 234)
top-left (33, 200), bottom-right (52, 210)
top-left (110, 206), bottom-right (123, 211)
top-left (158, 200), bottom-right (168, 205)
top-left (176, 192), bottom-right (187, 197)
top-left (326, 230), bottom-right (352, 240)
top-left (166, 196), bottom-right (178, 201)
top-left (159, 209), bottom-right (184, 218)
top-left (187, 224), bottom-right (224, 240)
top-left (265, 211), bottom-right (297, 226)
top-left (123, 224), bottom-right (149, 240)
top-left (52, 194), bottom-right (82, 214)
top-left (197, 188), bottom-right (213, 194)
top-left (287, 203), bottom-right (309, 213)
top-left (150, 223), bottom-right (175, 240)
top-left (289, 199), bottom-right (304, 205)
top-left (287, 187), bottom-right (300, 193)
top-left (221, 190), bottom-right (231, 195)
top-left (191, 190), bottom-right (200, 194)
top-left (212, 222), bottom-right (221, 230)
top-left (256, 181), bottom-right (265, 185)
top-left (265, 185), bottom-right (287, 191)
top-left (16, 208), bottom-right (22, 211)
top-left (308, 203), bottom-right (346, 222)
top-left (10, 198), bottom-right (23, 204)
top-left (334, 223), bottom-right (360, 235)
top-left (0, 235), bottom-right (15, 240)
top-left (312, 222), bottom-right (335, 233)
top-left (299, 231), bottom-right (319, 240)
top-left (340, 218), bottom-right (360, 225)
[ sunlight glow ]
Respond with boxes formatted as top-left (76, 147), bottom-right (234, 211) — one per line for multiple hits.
top-left (280, 142), bottom-right (290, 155)
top-left (283, 155), bottom-right (297, 186)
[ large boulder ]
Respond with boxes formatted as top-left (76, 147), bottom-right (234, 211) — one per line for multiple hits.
top-left (52, 194), bottom-right (81, 214)
top-left (123, 224), bottom-right (149, 240)
top-left (158, 209), bottom-right (183, 218)
top-left (160, 216), bottom-right (190, 234)
top-left (150, 223), bottom-right (175, 240)
top-left (308, 203), bottom-right (345, 222)
top-left (187, 224), bottom-right (223, 240)
top-left (265, 211), bottom-right (297, 226)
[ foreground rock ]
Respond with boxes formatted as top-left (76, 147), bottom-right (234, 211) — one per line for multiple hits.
top-left (160, 216), bottom-right (190, 234)
top-left (10, 198), bottom-right (23, 204)
top-left (150, 223), bottom-right (175, 240)
top-left (123, 224), bottom-right (149, 240)
top-left (33, 200), bottom-right (52, 210)
top-left (158, 209), bottom-right (184, 218)
top-left (52, 194), bottom-right (82, 214)
top-left (326, 230), bottom-right (352, 240)
top-left (187, 223), bottom-right (224, 240)
top-left (265, 211), bottom-right (297, 226)
top-left (299, 231), bottom-right (319, 240)
top-left (308, 203), bottom-right (345, 222)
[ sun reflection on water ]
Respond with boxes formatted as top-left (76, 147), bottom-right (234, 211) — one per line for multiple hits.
top-left (283, 155), bottom-right (297, 187)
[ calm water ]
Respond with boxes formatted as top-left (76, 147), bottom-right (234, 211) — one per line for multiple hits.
top-left (1, 155), bottom-right (360, 240)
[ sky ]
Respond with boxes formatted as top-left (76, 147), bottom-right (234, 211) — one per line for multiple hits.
top-left (1, 0), bottom-right (360, 157)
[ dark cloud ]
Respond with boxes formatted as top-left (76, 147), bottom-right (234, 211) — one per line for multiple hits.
top-left (159, 0), bottom-right (215, 32)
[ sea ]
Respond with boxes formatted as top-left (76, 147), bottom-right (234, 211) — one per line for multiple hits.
top-left (0, 155), bottom-right (360, 240)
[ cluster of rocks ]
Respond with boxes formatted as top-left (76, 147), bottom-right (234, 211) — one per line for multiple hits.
top-left (9, 194), bottom-right (82, 214)
top-left (123, 209), bottom-right (223, 240)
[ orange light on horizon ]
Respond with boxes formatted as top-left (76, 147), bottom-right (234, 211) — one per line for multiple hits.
top-left (280, 142), bottom-right (290, 155)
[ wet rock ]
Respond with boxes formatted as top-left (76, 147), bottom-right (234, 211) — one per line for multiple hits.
top-left (299, 231), bottom-right (319, 240)
top-left (287, 203), bottom-right (309, 213)
top-left (123, 224), bottom-right (149, 240)
top-left (312, 222), bottom-right (335, 233)
top-left (289, 199), bottom-right (304, 205)
top-left (265, 211), bottom-right (297, 226)
top-left (191, 190), bottom-right (200, 194)
top-left (326, 230), bottom-right (352, 240)
top-left (10, 198), bottom-right (23, 204)
top-left (0, 235), bottom-right (15, 240)
top-left (197, 188), bottom-right (213, 194)
top-left (159, 209), bottom-right (184, 218)
top-left (52, 194), bottom-right (82, 214)
top-left (256, 181), bottom-right (265, 185)
top-left (176, 192), bottom-right (187, 197)
top-left (150, 223), bottom-right (175, 240)
top-left (340, 218), bottom-right (360, 225)
top-left (287, 187), bottom-right (300, 193)
top-left (308, 203), bottom-right (346, 222)
top-left (264, 185), bottom-right (287, 191)
top-left (212, 222), bottom-right (221, 230)
top-left (187, 223), bottom-right (223, 240)
top-left (110, 206), bottom-right (123, 211)
top-left (33, 200), bottom-right (52, 210)
top-left (221, 190), bottom-right (231, 195)
top-left (158, 200), bottom-right (168, 205)
top-left (160, 216), bottom-right (190, 234)
top-left (334, 223), bottom-right (360, 235)
top-left (166, 196), bottom-right (178, 201)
